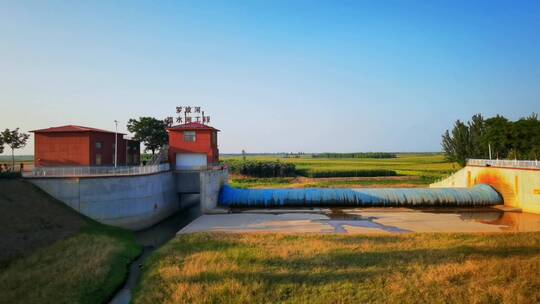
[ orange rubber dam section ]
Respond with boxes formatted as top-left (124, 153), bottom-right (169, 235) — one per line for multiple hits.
top-left (430, 163), bottom-right (540, 214)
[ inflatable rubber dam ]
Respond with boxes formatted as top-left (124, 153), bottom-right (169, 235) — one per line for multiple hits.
top-left (218, 184), bottom-right (503, 208)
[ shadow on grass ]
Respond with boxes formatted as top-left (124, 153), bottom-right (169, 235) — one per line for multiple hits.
top-left (133, 232), bottom-right (540, 303)
top-left (174, 245), bottom-right (539, 286)
top-left (147, 233), bottom-right (540, 286)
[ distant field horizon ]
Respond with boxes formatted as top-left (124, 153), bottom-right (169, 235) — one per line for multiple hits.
top-left (221, 151), bottom-right (444, 156)
top-left (1, 152), bottom-right (445, 160)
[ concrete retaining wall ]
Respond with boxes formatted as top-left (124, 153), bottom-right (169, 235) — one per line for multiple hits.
top-left (175, 171), bottom-right (201, 193)
top-left (200, 168), bottom-right (229, 213)
top-left (431, 166), bottom-right (540, 214)
top-left (28, 171), bottom-right (179, 230)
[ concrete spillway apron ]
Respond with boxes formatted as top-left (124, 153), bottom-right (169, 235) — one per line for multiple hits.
top-left (218, 185), bottom-right (503, 208)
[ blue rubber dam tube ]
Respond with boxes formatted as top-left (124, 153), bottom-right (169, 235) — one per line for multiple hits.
top-left (218, 185), bottom-right (503, 208)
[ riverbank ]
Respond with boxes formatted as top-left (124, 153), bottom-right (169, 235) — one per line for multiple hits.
top-left (110, 197), bottom-right (201, 304)
top-left (0, 179), bottom-right (141, 303)
top-left (133, 232), bottom-right (540, 303)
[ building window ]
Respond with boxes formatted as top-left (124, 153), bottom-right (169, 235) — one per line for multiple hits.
top-left (95, 141), bottom-right (103, 149)
top-left (96, 154), bottom-right (102, 165)
top-left (184, 131), bottom-right (196, 142)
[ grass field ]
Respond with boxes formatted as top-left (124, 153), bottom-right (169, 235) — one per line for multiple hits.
top-left (224, 153), bottom-right (459, 189)
top-left (133, 232), bottom-right (540, 304)
top-left (0, 226), bottom-right (140, 304)
top-left (0, 179), bottom-right (140, 304)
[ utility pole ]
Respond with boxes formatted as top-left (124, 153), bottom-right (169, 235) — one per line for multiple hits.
top-left (488, 143), bottom-right (492, 160)
top-left (114, 120), bottom-right (118, 167)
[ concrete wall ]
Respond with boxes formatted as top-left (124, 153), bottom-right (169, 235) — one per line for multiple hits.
top-left (28, 171), bottom-right (179, 230)
top-left (175, 171), bottom-right (201, 193)
top-left (199, 168), bottom-right (228, 213)
top-left (431, 166), bottom-right (540, 214)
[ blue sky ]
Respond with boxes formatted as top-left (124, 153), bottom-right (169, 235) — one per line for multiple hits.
top-left (1, 1), bottom-right (539, 154)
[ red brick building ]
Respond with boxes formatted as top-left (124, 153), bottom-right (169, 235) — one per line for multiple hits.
top-left (31, 125), bottom-right (140, 167)
top-left (167, 122), bottom-right (219, 169)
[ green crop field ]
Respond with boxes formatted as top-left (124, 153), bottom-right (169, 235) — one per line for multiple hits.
top-left (222, 153), bottom-right (459, 189)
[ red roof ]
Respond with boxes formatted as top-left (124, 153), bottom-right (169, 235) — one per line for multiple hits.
top-left (167, 122), bottom-right (219, 132)
top-left (31, 125), bottom-right (125, 135)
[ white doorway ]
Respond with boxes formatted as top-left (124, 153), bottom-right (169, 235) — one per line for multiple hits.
top-left (175, 153), bottom-right (207, 169)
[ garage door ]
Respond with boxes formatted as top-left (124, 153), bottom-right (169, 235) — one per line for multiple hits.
top-left (176, 153), bottom-right (207, 169)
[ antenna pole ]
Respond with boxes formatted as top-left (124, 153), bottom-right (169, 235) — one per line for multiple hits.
top-left (114, 120), bottom-right (118, 167)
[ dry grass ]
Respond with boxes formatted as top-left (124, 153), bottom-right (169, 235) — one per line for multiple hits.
top-left (0, 179), bottom-right (85, 265)
top-left (0, 234), bottom-right (123, 304)
top-left (0, 226), bottom-right (140, 304)
top-left (133, 232), bottom-right (540, 304)
top-left (0, 179), bottom-right (140, 304)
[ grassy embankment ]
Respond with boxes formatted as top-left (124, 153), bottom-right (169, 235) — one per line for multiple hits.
top-left (223, 153), bottom-right (458, 189)
top-left (133, 232), bottom-right (540, 304)
top-left (0, 179), bottom-right (140, 304)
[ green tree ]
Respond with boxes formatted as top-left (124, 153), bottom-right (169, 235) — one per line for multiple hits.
top-left (483, 115), bottom-right (512, 159)
top-left (127, 117), bottom-right (168, 154)
top-left (511, 113), bottom-right (540, 159)
top-left (442, 113), bottom-right (540, 163)
top-left (468, 114), bottom-right (485, 158)
top-left (442, 120), bottom-right (470, 166)
top-left (1, 128), bottom-right (30, 168)
top-left (0, 132), bottom-right (4, 154)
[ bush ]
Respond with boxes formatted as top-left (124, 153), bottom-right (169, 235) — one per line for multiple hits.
top-left (222, 160), bottom-right (296, 177)
top-left (298, 168), bottom-right (397, 178)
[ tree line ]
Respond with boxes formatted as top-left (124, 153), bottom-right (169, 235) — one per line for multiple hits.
top-left (442, 113), bottom-right (540, 166)
top-left (312, 152), bottom-right (397, 159)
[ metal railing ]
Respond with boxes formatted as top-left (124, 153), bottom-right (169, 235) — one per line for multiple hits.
top-left (147, 145), bottom-right (169, 166)
top-left (467, 158), bottom-right (540, 169)
top-left (24, 163), bottom-right (170, 178)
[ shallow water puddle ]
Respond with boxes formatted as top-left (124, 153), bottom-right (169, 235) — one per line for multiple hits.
top-left (320, 208), bottom-right (410, 233)
top-left (457, 210), bottom-right (540, 231)
top-left (192, 207), bottom-right (540, 235)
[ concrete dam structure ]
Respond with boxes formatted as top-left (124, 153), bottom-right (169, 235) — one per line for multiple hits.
top-left (24, 158), bottom-right (540, 231)
top-left (431, 159), bottom-right (540, 214)
top-left (26, 165), bottom-right (228, 230)
top-left (219, 159), bottom-right (540, 212)
top-left (218, 185), bottom-right (502, 208)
